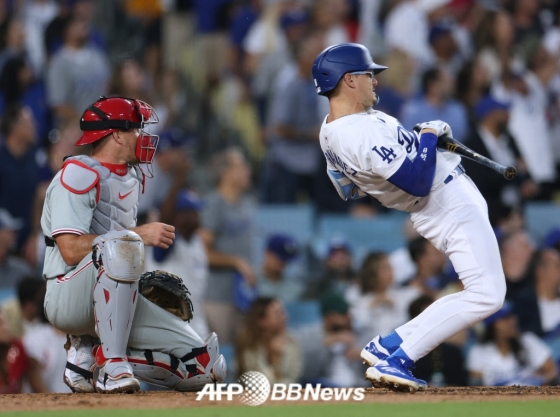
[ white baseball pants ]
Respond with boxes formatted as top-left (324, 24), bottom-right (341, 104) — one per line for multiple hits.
top-left (396, 174), bottom-right (506, 361)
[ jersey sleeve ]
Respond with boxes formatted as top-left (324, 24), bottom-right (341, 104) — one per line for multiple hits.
top-left (48, 178), bottom-right (96, 237)
top-left (354, 120), bottom-right (407, 179)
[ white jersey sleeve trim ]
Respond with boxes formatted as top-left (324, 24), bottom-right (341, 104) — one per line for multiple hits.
top-left (51, 228), bottom-right (85, 237)
top-left (60, 160), bottom-right (100, 195)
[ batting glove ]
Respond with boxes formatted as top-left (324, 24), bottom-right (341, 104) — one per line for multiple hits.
top-left (418, 120), bottom-right (453, 138)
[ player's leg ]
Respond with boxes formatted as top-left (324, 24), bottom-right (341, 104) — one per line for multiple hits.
top-left (44, 255), bottom-right (98, 393)
top-left (365, 175), bottom-right (506, 390)
top-left (125, 294), bottom-right (227, 391)
top-left (90, 230), bottom-right (147, 393)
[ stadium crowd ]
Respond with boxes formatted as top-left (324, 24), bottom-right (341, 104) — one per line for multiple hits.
top-left (1, 0), bottom-right (560, 392)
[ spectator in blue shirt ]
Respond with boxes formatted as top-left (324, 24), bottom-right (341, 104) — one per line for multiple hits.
top-left (400, 67), bottom-right (469, 142)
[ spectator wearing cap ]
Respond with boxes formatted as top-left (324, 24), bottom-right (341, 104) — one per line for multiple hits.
top-left (466, 302), bottom-right (557, 386)
top-left (0, 209), bottom-right (34, 291)
top-left (303, 239), bottom-right (355, 300)
top-left (400, 67), bottom-right (469, 143)
top-left (462, 95), bottom-right (536, 214)
top-left (293, 292), bottom-right (364, 387)
top-left (145, 189), bottom-right (210, 337)
top-left (429, 21), bottom-right (464, 77)
top-left (256, 234), bottom-right (302, 304)
top-left (137, 128), bottom-right (191, 223)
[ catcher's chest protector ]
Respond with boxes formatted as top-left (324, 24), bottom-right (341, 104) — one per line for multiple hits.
top-left (65, 155), bottom-right (143, 234)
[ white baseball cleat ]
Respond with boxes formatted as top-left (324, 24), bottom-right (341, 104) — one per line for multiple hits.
top-left (63, 335), bottom-right (97, 393)
top-left (94, 345), bottom-right (140, 394)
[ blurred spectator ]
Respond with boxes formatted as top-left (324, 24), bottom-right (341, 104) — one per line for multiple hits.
top-left (374, 49), bottom-right (415, 119)
top-left (242, 1), bottom-right (306, 125)
top-left (228, 0), bottom-right (262, 79)
top-left (430, 21), bottom-right (464, 77)
top-left (304, 239), bottom-right (355, 300)
top-left (544, 229), bottom-right (560, 253)
top-left (0, 209), bottom-right (33, 291)
top-left (261, 32), bottom-right (327, 203)
top-left (0, 309), bottom-right (29, 394)
top-left (404, 236), bottom-right (453, 296)
top-left (295, 292), bottom-right (364, 387)
top-left (462, 95), bottom-right (536, 213)
top-left (0, 104), bottom-right (39, 248)
top-left (137, 128), bottom-right (191, 222)
top-left (310, 0), bottom-right (351, 46)
top-left (389, 218), bottom-right (420, 286)
top-left (489, 203), bottom-right (524, 237)
top-left (21, 0), bottom-right (59, 76)
top-left (384, 0), bottom-right (438, 74)
top-left (1, 278), bottom-right (45, 339)
top-left (235, 297), bottom-right (301, 384)
top-left (409, 295), bottom-right (468, 386)
top-left (257, 234), bottom-right (301, 303)
top-left (108, 57), bottom-right (169, 134)
top-left (0, 17), bottom-right (27, 75)
top-left (499, 230), bottom-right (543, 336)
top-left (510, 0), bottom-right (544, 45)
top-left (534, 249), bottom-right (560, 335)
top-left (455, 58), bottom-right (491, 113)
top-left (46, 14), bottom-right (110, 126)
top-left (200, 147), bottom-right (255, 344)
top-left (0, 55), bottom-right (34, 107)
top-left (145, 190), bottom-right (210, 337)
top-left (492, 44), bottom-right (557, 188)
top-left (475, 10), bottom-right (524, 82)
top-left (400, 67), bottom-right (469, 142)
top-left (346, 252), bottom-right (419, 347)
top-left (467, 303), bottom-right (557, 386)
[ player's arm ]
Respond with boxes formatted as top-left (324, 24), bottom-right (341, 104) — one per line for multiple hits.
top-left (387, 127), bottom-right (438, 197)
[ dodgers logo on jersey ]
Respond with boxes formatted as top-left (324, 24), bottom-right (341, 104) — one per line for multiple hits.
top-left (397, 126), bottom-right (418, 154)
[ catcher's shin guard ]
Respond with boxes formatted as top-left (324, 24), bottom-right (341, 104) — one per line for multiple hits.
top-left (92, 230), bottom-right (144, 392)
top-left (128, 333), bottom-right (227, 391)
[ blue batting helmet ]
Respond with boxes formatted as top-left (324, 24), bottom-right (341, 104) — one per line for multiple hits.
top-left (312, 43), bottom-right (387, 96)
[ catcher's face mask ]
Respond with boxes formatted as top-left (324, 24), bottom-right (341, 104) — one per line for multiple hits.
top-left (78, 96), bottom-right (160, 177)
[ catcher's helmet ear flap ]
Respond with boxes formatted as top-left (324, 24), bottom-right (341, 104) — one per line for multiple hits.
top-left (312, 43), bottom-right (387, 96)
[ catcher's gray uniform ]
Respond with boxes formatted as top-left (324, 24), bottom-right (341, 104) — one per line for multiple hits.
top-left (42, 155), bottom-right (225, 392)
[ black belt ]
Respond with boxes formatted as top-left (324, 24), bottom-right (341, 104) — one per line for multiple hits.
top-left (45, 236), bottom-right (56, 247)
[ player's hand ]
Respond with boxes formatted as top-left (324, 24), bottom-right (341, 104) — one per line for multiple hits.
top-left (419, 120), bottom-right (452, 138)
top-left (234, 258), bottom-right (256, 287)
top-left (132, 222), bottom-right (175, 248)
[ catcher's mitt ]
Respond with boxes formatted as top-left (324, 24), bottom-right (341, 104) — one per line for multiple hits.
top-left (139, 270), bottom-right (193, 321)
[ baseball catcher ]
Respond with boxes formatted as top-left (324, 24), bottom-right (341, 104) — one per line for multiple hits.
top-left (41, 97), bottom-right (226, 393)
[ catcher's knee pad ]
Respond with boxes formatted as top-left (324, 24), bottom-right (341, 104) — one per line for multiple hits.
top-left (128, 333), bottom-right (227, 391)
top-left (93, 230), bottom-right (144, 282)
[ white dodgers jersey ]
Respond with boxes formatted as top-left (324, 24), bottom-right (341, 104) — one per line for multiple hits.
top-left (319, 111), bottom-right (461, 212)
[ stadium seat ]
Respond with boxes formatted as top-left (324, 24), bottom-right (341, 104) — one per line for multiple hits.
top-left (0, 288), bottom-right (15, 304)
top-left (524, 202), bottom-right (560, 243)
top-left (313, 213), bottom-right (408, 265)
top-left (284, 301), bottom-right (322, 329)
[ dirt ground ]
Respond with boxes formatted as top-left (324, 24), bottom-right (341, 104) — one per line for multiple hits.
top-left (1, 386), bottom-right (560, 412)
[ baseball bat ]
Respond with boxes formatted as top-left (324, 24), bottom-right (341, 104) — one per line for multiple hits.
top-left (413, 125), bottom-right (517, 180)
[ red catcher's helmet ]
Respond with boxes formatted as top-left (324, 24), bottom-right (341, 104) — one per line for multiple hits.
top-left (77, 96), bottom-right (160, 176)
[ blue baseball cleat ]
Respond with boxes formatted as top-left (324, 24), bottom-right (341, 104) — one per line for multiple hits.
top-left (362, 336), bottom-right (427, 391)
top-left (360, 335), bottom-right (394, 366)
top-left (366, 354), bottom-right (422, 392)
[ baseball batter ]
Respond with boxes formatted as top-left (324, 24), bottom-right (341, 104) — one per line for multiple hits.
top-left (41, 97), bottom-right (226, 393)
top-left (312, 44), bottom-right (506, 391)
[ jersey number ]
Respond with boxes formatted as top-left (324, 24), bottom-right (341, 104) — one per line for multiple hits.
top-left (372, 146), bottom-right (397, 164)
